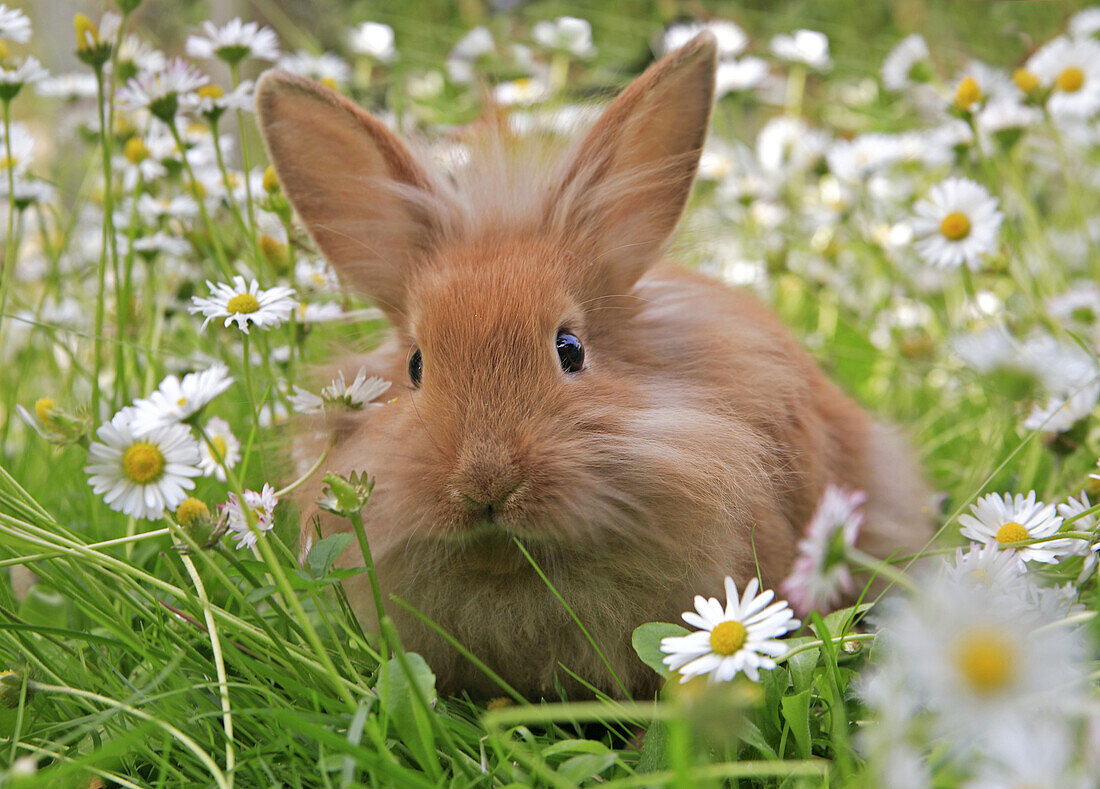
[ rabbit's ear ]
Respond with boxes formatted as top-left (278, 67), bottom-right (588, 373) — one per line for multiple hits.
top-left (555, 32), bottom-right (716, 300)
top-left (257, 71), bottom-right (433, 323)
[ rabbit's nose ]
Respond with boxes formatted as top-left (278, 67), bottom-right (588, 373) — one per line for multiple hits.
top-left (456, 476), bottom-right (523, 515)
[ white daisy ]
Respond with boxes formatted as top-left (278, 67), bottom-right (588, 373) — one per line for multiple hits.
top-left (289, 367), bottom-right (391, 414)
top-left (0, 56), bottom-right (48, 95)
top-left (446, 27), bottom-right (494, 84)
top-left (958, 491), bottom-right (1074, 566)
top-left (276, 51), bottom-right (350, 89)
top-left (0, 4), bottom-right (31, 43)
top-left (881, 34), bottom-right (929, 91)
top-left (116, 59), bottom-right (208, 123)
top-left (1057, 492), bottom-right (1100, 584)
top-left (35, 72), bottom-right (98, 100)
top-left (780, 485), bottom-right (865, 617)
top-left (1026, 36), bottom-right (1100, 119)
top-left (196, 80), bottom-right (255, 117)
top-left (190, 275), bottom-right (298, 334)
top-left (716, 57), bottom-right (768, 95)
top-left (116, 35), bottom-right (166, 77)
top-left (294, 259), bottom-right (339, 292)
top-left (865, 572), bottom-right (1088, 751)
top-left (222, 484), bottom-right (278, 550)
top-left (911, 177), bottom-right (1003, 270)
top-left (941, 542), bottom-right (1027, 595)
top-left (197, 417), bottom-right (240, 482)
top-left (493, 76), bottom-right (550, 106)
top-left (85, 409), bottom-right (201, 521)
top-left (1022, 380), bottom-right (1099, 434)
top-left (185, 18), bottom-right (280, 65)
top-left (348, 21), bottom-right (397, 62)
top-left (130, 363), bottom-right (234, 435)
top-left (661, 20), bottom-right (747, 59)
top-left (532, 16), bottom-right (594, 58)
top-left (660, 577), bottom-right (800, 683)
top-left (1069, 7), bottom-right (1100, 39)
top-left (770, 29), bottom-right (832, 71)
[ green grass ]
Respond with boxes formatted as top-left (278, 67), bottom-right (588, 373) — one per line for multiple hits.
top-left (2, 0), bottom-right (1099, 786)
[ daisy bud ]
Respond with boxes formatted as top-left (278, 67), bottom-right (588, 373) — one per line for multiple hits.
top-left (0, 668), bottom-right (28, 708)
top-left (954, 75), bottom-right (982, 111)
top-left (34, 397), bottom-right (58, 426)
top-left (259, 234), bottom-right (289, 273)
top-left (262, 165), bottom-right (280, 193)
top-left (123, 137), bottom-right (148, 164)
top-left (177, 497), bottom-right (216, 546)
top-left (319, 471), bottom-right (374, 517)
top-left (1013, 67), bottom-right (1040, 95)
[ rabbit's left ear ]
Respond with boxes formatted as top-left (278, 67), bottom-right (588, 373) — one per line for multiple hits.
top-left (553, 32), bottom-right (717, 300)
top-left (256, 71), bottom-right (435, 325)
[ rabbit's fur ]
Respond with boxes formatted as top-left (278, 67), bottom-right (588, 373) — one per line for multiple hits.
top-left (257, 33), bottom-right (932, 700)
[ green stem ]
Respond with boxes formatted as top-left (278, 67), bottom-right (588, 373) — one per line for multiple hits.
top-left (178, 549), bottom-right (235, 784)
top-left (845, 547), bottom-right (917, 592)
top-left (0, 99), bottom-right (17, 343)
top-left (167, 121), bottom-right (232, 279)
top-left (348, 508), bottom-right (387, 659)
top-left (240, 333), bottom-right (269, 480)
top-left (90, 64), bottom-right (110, 425)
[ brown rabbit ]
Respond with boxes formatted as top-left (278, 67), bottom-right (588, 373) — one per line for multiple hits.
top-left (257, 32), bottom-right (931, 700)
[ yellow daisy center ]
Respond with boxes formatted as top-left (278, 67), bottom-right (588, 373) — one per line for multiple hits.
top-left (74, 13), bottom-right (98, 51)
top-left (176, 497), bottom-right (209, 526)
top-left (227, 293), bottom-right (260, 314)
top-left (34, 397), bottom-right (57, 424)
top-left (124, 137), bottom-right (149, 164)
top-left (709, 620), bottom-right (747, 656)
top-left (211, 436), bottom-right (227, 459)
top-left (939, 212), bottom-right (971, 241)
top-left (0, 41), bottom-right (8, 61)
top-left (197, 84), bottom-right (225, 101)
top-left (954, 629), bottom-right (1016, 695)
top-left (122, 441), bottom-right (165, 484)
top-left (954, 76), bottom-right (982, 109)
top-left (967, 568), bottom-right (990, 584)
top-left (320, 76), bottom-right (338, 89)
top-left (1057, 67), bottom-right (1084, 93)
top-left (995, 521), bottom-right (1029, 544)
top-left (262, 165), bottom-right (279, 193)
top-left (1013, 68), bottom-right (1040, 94)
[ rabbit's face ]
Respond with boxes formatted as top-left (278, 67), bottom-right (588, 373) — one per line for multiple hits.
top-left (399, 234), bottom-right (606, 542)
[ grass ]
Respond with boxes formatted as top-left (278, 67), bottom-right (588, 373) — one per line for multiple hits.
top-left (1, 0), bottom-right (1099, 786)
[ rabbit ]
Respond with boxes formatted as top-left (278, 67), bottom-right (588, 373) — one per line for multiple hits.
top-left (256, 31), bottom-right (932, 700)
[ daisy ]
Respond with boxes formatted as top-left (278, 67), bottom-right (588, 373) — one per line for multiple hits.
top-left (780, 485), bottom-right (866, 617)
top-left (446, 27), bottom-right (495, 84)
top-left (1069, 7), bottom-right (1100, 39)
top-left (289, 367), bottom-right (391, 414)
top-left (941, 542), bottom-right (1027, 595)
top-left (958, 491), bottom-right (1073, 566)
top-left (865, 572), bottom-right (1088, 751)
top-left (0, 56), bottom-right (48, 101)
top-left (190, 275), bottom-right (297, 334)
top-left (1056, 492), bottom-right (1100, 584)
top-left (0, 5), bottom-right (31, 43)
top-left (716, 58), bottom-right (768, 95)
top-left (911, 177), bottom-right (1003, 270)
top-left (660, 576), bottom-right (800, 683)
top-left (532, 16), bottom-right (594, 58)
top-left (349, 21), bottom-right (397, 62)
top-left (196, 80), bottom-right (255, 119)
top-left (36, 72), bottom-right (98, 100)
top-left (116, 59), bottom-right (208, 123)
top-left (1022, 380), bottom-right (1099, 434)
top-left (196, 417), bottom-right (240, 482)
top-left (85, 409), bottom-right (201, 521)
top-left (1026, 36), bottom-right (1100, 119)
top-left (881, 34), bottom-right (929, 91)
top-left (276, 51), bottom-right (350, 90)
top-left (130, 363), bottom-right (234, 434)
top-left (222, 484), bottom-right (278, 550)
top-left (185, 18), bottom-right (280, 65)
top-left (661, 20), bottom-right (747, 59)
top-left (770, 30), bottom-right (832, 71)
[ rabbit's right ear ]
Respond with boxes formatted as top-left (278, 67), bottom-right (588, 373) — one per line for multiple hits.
top-left (257, 71), bottom-right (433, 323)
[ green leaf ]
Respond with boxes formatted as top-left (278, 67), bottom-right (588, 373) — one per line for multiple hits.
top-left (557, 753), bottom-right (618, 784)
top-left (377, 652), bottom-right (438, 760)
top-left (542, 739), bottom-right (611, 760)
top-left (631, 622), bottom-right (689, 678)
top-left (636, 722), bottom-right (667, 774)
top-left (306, 532), bottom-right (355, 578)
top-left (780, 690), bottom-right (813, 759)
top-left (786, 641), bottom-right (820, 694)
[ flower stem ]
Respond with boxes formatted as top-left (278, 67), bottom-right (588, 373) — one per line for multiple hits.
top-left (0, 99), bottom-right (18, 344)
top-left (845, 546), bottom-right (917, 592)
top-left (239, 333), bottom-right (269, 480)
top-left (348, 507), bottom-right (388, 659)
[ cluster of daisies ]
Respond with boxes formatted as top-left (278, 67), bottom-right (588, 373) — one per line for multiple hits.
top-left (658, 479), bottom-right (1099, 782)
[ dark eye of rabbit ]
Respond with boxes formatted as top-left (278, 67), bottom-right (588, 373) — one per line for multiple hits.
top-left (408, 348), bottom-right (422, 387)
top-left (556, 330), bottom-right (584, 373)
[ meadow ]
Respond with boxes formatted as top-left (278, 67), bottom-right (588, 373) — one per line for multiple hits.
top-left (0, 0), bottom-right (1099, 786)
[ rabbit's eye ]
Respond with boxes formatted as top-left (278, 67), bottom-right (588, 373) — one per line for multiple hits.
top-left (408, 348), bottom-right (423, 387)
top-left (556, 331), bottom-right (584, 374)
